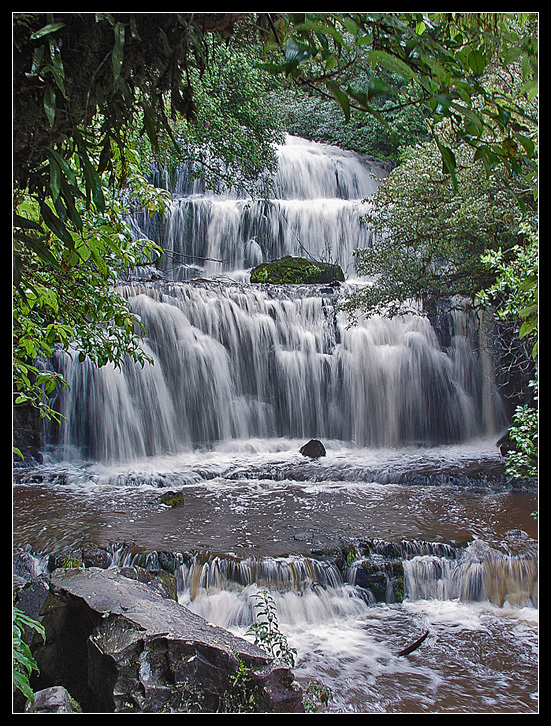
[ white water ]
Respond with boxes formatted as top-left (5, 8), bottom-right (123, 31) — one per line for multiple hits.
top-left (46, 281), bottom-right (506, 464)
top-left (16, 135), bottom-right (537, 713)
top-left (152, 135), bottom-right (384, 280)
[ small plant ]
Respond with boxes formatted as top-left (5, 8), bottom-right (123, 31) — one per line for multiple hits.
top-left (13, 606), bottom-right (45, 704)
top-left (247, 590), bottom-right (296, 668)
top-left (303, 679), bottom-right (333, 713)
top-left (247, 589), bottom-right (334, 712)
top-left (223, 657), bottom-right (260, 712)
top-left (61, 556), bottom-right (83, 568)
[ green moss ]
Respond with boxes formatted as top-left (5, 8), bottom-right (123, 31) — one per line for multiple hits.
top-left (250, 256), bottom-right (345, 284)
top-left (61, 557), bottom-right (83, 569)
top-left (160, 490), bottom-right (185, 507)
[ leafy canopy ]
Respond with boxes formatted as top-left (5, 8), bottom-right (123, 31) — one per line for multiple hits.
top-left (259, 12), bottom-right (537, 196)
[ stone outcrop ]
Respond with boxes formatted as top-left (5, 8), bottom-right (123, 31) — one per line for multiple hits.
top-left (250, 256), bottom-right (345, 285)
top-left (24, 686), bottom-right (81, 713)
top-left (30, 567), bottom-right (304, 713)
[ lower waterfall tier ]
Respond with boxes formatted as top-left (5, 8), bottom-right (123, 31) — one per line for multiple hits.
top-left (45, 280), bottom-right (506, 464)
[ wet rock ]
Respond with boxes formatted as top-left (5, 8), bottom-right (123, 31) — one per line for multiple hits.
top-left (251, 256), bottom-right (344, 285)
top-left (118, 564), bottom-right (178, 601)
top-left (32, 567), bottom-right (304, 713)
top-left (25, 686), bottom-right (80, 713)
top-left (160, 490), bottom-right (185, 507)
top-left (48, 542), bottom-right (111, 571)
top-left (299, 439), bottom-right (326, 458)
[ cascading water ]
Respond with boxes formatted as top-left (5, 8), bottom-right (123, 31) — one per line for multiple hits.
top-left (47, 281), bottom-right (504, 463)
top-left (45, 137), bottom-right (506, 463)
top-left (15, 135), bottom-right (537, 713)
top-left (146, 135), bottom-right (385, 281)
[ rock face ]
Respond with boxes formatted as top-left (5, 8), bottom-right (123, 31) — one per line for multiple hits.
top-left (31, 567), bottom-right (304, 713)
top-left (250, 256), bottom-right (345, 285)
top-left (299, 439), bottom-right (327, 458)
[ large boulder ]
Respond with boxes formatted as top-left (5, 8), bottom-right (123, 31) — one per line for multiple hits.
top-left (250, 256), bottom-right (345, 285)
top-left (31, 567), bottom-right (304, 713)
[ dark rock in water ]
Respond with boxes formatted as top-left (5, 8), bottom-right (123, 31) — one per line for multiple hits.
top-left (31, 567), bottom-right (304, 713)
top-left (299, 439), bottom-right (326, 458)
top-left (251, 256), bottom-right (345, 285)
top-left (496, 430), bottom-right (515, 456)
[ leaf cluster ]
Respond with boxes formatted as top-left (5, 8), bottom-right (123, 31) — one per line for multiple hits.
top-left (13, 606), bottom-right (46, 705)
top-left (246, 590), bottom-right (297, 668)
top-left (341, 141), bottom-right (522, 321)
top-left (259, 12), bottom-right (538, 196)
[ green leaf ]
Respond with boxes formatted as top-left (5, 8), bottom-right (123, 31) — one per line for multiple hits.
top-left (284, 37), bottom-right (311, 74)
top-left (112, 21), bottom-right (125, 82)
top-left (79, 153), bottom-right (105, 212)
top-left (519, 318), bottom-right (537, 338)
top-left (48, 157), bottom-right (62, 202)
top-left (516, 134), bottom-right (535, 158)
top-left (326, 81), bottom-right (350, 122)
top-left (13, 215), bottom-right (42, 232)
top-left (468, 49), bottom-right (486, 76)
top-left (438, 143), bottom-right (458, 191)
top-left (41, 203), bottom-right (75, 248)
top-left (44, 84), bottom-right (56, 126)
top-left (30, 22), bottom-right (66, 40)
top-left (368, 50), bottom-right (416, 81)
top-left (293, 19), bottom-right (343, 46)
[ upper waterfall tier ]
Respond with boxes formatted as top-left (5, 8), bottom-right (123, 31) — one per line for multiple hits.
top-left (135, 136), bottom-right (389, 280)
top-left (271, 135), bottom-right (386, 201)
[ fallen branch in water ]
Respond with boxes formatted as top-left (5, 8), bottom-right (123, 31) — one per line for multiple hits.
top-left (397, 630), bottom-right (429, 657)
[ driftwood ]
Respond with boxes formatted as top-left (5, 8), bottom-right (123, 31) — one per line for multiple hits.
top-left (397, 630), bottom-right (429, 657)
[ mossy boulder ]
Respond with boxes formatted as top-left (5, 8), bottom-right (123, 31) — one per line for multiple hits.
top-left (160, 490), bottom-right (185, 508)
top-left (250, 256), bottom-right (345, 285)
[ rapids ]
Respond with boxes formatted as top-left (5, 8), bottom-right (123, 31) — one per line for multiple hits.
top-left (13, 136), bottom-right (537, 713)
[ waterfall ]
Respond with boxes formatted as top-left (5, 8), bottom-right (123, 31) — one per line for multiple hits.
top-left (47, 281), bottom-right (504, 462)
top-left (102, 539), bottom-right (537, 635)
top-left (45, 135), bottom-right (506, 464)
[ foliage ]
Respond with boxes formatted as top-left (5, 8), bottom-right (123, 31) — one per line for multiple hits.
top-left (151, 42), bottom-right (284, 196)
top-left (13, 606), bottom-right (46, 704)
top-left (272, 49), bottom-right (428, 160)
top-left (505, 388), bottom-right (538, 478)
top-left (478, 223), bottom-right (538, 477)
top-left (260, 12), bottom-right (538, 196)
top-left (479, 221), bottom-right (538, 359)
top-left (247, 590), bottom-right (296, 668)
top-left (13, 145), bottom-right (166, 425)
top-left (303, 679), bottom-right (333, 713)
top-left (340, 140), bottom-right (522, 321)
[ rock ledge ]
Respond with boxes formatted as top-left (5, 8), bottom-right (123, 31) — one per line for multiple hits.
top-left (31, 566), bottom-right (303, 713)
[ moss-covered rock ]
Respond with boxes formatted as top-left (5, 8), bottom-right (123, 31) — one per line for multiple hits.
top-left (160, 490), bottom-right (185, 507)
top-left (250, 256), bottom-right (345, 285)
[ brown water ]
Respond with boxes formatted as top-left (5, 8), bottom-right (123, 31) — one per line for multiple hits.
top-left (13, 438), bottom-right (538, 713)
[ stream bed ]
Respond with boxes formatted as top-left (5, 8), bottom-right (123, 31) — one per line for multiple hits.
top-left (13, 437), bottom-right (538, 713)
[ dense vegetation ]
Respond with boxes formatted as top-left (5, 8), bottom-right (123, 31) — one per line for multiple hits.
top-left (13, 13), bottom-right (537, 468)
